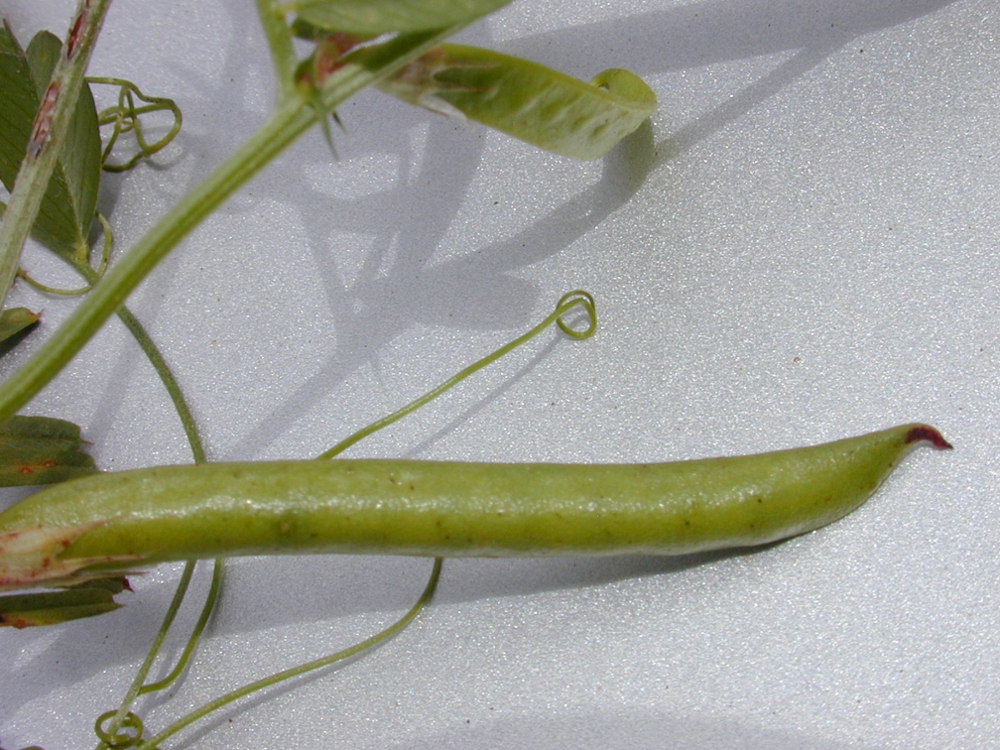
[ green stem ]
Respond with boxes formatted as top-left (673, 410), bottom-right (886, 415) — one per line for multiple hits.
top-left (0, 0), bottom-right (113, 310)
top-left (255, 0), bottom-right (299, 102)
top-left (0, 25), bottom-right (463, 426)
top-left (3, 97), bottom-right (311, 418)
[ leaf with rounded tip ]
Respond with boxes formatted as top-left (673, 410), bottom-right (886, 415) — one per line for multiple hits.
top-left (289, 0), bottom-right (513, 34)
top-left (0, 22), bottom-right (101, 262)
top-left (379, 44), bottom-right (657, 159)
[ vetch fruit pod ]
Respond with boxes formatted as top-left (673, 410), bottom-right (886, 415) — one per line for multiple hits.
top-left (0, 423), bottom-right (950, 591)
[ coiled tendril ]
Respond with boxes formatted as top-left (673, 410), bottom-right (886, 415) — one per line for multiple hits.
top-left (554, 289), bottom-right (597, 339)
top-left (87, 77), bottom-right (182, 172)
top-left (94, 710), bottom-right (145, 749)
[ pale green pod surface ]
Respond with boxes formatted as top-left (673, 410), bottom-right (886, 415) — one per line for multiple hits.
top-left (379, 44), bottom-right (657, 160)
top-left (289, 0), bottom-right (515, 34)
top-left (0, 425), bottom-right (949, 590)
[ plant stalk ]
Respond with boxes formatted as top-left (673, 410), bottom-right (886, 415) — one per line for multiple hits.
top-left (0, 26), bottom-right (462, 424)
top-left (254, 0), bottom-right (299, 102)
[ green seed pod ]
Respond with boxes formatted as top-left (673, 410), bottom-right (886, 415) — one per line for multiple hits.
top-left (0, 423), bottom-right (949, 591)
top-left (378, 44), bottom-right (657, 159)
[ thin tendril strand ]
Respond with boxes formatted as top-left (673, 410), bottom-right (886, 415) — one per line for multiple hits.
top-left (17, 213), bottom-right (114, 296)
top-left (92, 563), bottom-right (197, 750)
top-left (138, 559), bottom-right (223, 696)
top-left (16, 268), bottom-right (91, 296)
top-left (318, 290), bottom-right (597, 459)
top-left (136, 558), bottom-right (443, 750)
top-left (90, 212), bottom-right (114, 279)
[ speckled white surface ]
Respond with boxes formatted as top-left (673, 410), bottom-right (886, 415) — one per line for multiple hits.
top-left (1, 1), bottom-right (998, 748)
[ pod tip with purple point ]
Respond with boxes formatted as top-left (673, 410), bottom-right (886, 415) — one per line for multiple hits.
top-left (904, 425), bottom-right (952, 450)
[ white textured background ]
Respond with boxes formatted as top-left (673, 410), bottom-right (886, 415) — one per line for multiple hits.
top-left (1, 1), bottom-right (998, 748)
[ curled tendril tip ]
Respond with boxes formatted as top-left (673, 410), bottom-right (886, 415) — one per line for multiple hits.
top-left (555, 289), bottom-right (597, 340)
top-left (87, 77), bottom-right (182, 172)
top-left (94, 710), bottom-right (145, 749)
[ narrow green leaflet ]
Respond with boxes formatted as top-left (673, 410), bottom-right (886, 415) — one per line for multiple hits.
top-left (0, 22), bottom-right (102, 262)
top-left (0, 23), bottom-right (38, 186)
top-left (0, 577), bottom-right (127, 628)
top-left (0, 414), bottom-right (97, 486)
top-left (288, 0), bottom-right (513, 34)
top-left (379, 44), bottom-right (656, 159)
top-left (0, 307), bottom-right (38, 349)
